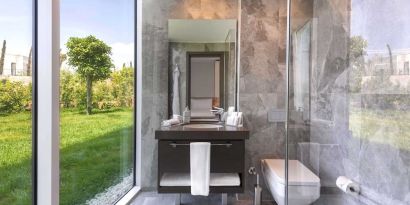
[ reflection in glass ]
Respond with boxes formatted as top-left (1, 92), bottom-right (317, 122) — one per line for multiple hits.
top-left (225, 29), bottom-right (237, 109)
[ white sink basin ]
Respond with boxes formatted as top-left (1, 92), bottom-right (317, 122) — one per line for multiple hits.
top-left (184, 124), bottom-right (223, 129)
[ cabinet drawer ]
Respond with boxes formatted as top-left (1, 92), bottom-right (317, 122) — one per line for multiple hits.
top-left (158, 140), bottom-right (244, 173)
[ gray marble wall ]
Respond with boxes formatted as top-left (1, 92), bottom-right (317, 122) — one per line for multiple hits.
top-left (239, 0), bottom-right (288, 196)
top-left (141, 0), bottom-right (170, 189)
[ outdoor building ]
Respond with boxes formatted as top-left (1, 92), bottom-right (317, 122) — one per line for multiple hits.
top-left (363, 51), bottom-right (410, 89)
top-left (1, 53), bottom-right (31, 76)
top-left (0, 53), bottom-right (32, 84)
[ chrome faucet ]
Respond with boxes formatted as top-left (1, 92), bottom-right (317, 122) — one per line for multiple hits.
top-left (212, 107), bottom-right (224, 122)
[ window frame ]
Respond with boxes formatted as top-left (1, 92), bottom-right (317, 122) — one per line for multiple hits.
top-left (115, 0), bottom-right (143, 202)
top-left (32, 0), bottom-right (38, 203)
top-left (33, 0), bottom-right (142, 204)
top-left (115, 0), bottom-right (143, 203)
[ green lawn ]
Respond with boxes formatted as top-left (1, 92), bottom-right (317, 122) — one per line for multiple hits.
top-left (0, 109), bottom-right (134, 205)
top-left (349, 108), bottom-right (410, 150)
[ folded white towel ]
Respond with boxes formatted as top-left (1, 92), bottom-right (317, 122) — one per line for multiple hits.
top-left (209, 173), bottom-right (241, 186)
top-left (160, 173), bottom-right (240, 187)
top-left (161, 118), bottom-right (180, 127)
top-left (190, 142), bottom-right (211, 196)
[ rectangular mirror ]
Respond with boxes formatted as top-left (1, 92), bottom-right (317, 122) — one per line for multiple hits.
top-left (168, 19), bottom-right (238, 120)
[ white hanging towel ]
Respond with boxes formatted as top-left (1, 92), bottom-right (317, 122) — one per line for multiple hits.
top-left (172, 65), bottom-right (181, 115)
top-left (190, 142), bottom-right (211, 196)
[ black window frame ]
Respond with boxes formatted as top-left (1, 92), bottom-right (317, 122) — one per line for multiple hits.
top-left (32, 0), bottom-right (38, 204)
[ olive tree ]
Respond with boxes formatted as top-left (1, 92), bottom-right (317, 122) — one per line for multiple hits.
top-left (66, 35), bottom-right (113, 115)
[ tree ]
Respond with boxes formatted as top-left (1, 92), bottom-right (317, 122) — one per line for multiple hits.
top-left (0, 40), bottom-right (6, 75)
top-left (60, 49), bottom-right (67, 68)
top-left (349, 36), bottom-right (368, 93)
top-left (111, 67), bottom-right (134, 107)
top-left (60, 70), bottom-right (86, 108)
top-left (27, 47), bottom-right (32, 76)
top-left (66, 35), bottom-right (113, 115)
top-left (386, 44), bottom-right (393, 74)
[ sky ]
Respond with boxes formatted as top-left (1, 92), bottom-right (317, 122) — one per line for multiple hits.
top-left (0, 0), bottom-right (32, 55)
top-left (1, 0), bottom-right (410, 65)
top-left (0, 0), bottom-right (134, 69)
top-left (350, 0), bottom-right (410, 53)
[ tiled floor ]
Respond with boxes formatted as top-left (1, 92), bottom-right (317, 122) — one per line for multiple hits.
top-left (130, 192), bottom-right (276, 205)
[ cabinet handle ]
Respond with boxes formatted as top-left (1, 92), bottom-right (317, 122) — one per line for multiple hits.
top-left (169, 143), bottom-right (232, 148)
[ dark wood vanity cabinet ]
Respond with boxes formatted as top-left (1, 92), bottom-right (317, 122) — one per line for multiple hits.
top-left (155, 126), bottom-right (249, 193)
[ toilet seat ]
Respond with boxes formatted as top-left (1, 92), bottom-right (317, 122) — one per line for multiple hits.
top-left (261, 159), bottom-right (320, 205)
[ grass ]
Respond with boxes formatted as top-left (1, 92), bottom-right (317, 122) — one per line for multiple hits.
top-left (0, 112), bottom-right (32, 205)
top-left (0, 108), bottom-right (134, 205)
top-left (349, 108), bottom-right (410, 150)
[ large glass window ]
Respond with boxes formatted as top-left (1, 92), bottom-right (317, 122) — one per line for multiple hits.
top-left (60, 0), bottom-right (135, 204)
top-left (0, 0), bottom-right (33, 204)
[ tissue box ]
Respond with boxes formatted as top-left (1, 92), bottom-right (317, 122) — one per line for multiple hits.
top-left (226, 112), bottom-right (243, 127)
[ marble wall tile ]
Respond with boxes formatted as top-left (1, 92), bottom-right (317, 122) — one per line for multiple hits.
top-left (358, 140), bottom-right (410, 205)
top-left (239, 0), bottom-right (288, 195)
top-left (141, 0), bottom-right (179, 188)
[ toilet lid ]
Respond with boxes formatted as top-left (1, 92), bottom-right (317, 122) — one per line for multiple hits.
top-left (263, 159), bottom-right (320, 186)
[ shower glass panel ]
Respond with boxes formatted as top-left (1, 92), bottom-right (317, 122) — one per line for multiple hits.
top-left (287, 0), bottom-right (410, 205)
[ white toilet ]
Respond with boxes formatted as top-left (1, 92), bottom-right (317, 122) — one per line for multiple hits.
top-left (261, 159), bottom-right (320, 205)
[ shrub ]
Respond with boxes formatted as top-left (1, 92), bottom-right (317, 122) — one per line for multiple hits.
top-left (60, 67), bottom-right (134, 111)
top-left (361, 74), bottom-right (410, 110)
top-left (0, 80), bottom-right (31, 114)
top-left (0, 67), bottom-right (135, 114)
top-left (93, 79), bottom-right (114, 109)
top-left (60, 70), bottom-right (87, 108)
top-left (111, 67), bottom-right (134, 107)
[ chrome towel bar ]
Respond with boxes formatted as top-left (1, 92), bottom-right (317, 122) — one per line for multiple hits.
top-left (169, 143), bottom-right (232, 148)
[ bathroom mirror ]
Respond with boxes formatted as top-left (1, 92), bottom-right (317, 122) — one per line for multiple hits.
top-left (168, 19), bottom-right (238, 120)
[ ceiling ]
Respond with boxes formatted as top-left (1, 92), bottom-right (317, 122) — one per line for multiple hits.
top-left (168, 19), bottom-right (237, 43)
top-left (191, 57), bottom-right (220, 63)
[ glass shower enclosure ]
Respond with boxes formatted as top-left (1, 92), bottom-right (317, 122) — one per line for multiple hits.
top-left (286, 0), bottom-right (410, 205)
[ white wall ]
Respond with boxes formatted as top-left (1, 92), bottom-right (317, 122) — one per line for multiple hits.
top-left (191, 58), bottom-right (217, 98)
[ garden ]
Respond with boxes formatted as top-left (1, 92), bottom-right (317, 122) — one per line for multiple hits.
top-left (0, 36), bottom-right (135, 204)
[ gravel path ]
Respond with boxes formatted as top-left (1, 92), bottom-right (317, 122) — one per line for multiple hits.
top-left (86, 174), bottom-right (133, 205)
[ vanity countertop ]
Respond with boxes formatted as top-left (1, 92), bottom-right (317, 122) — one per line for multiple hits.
top-left (155, 124), bottom-right (249, 140)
